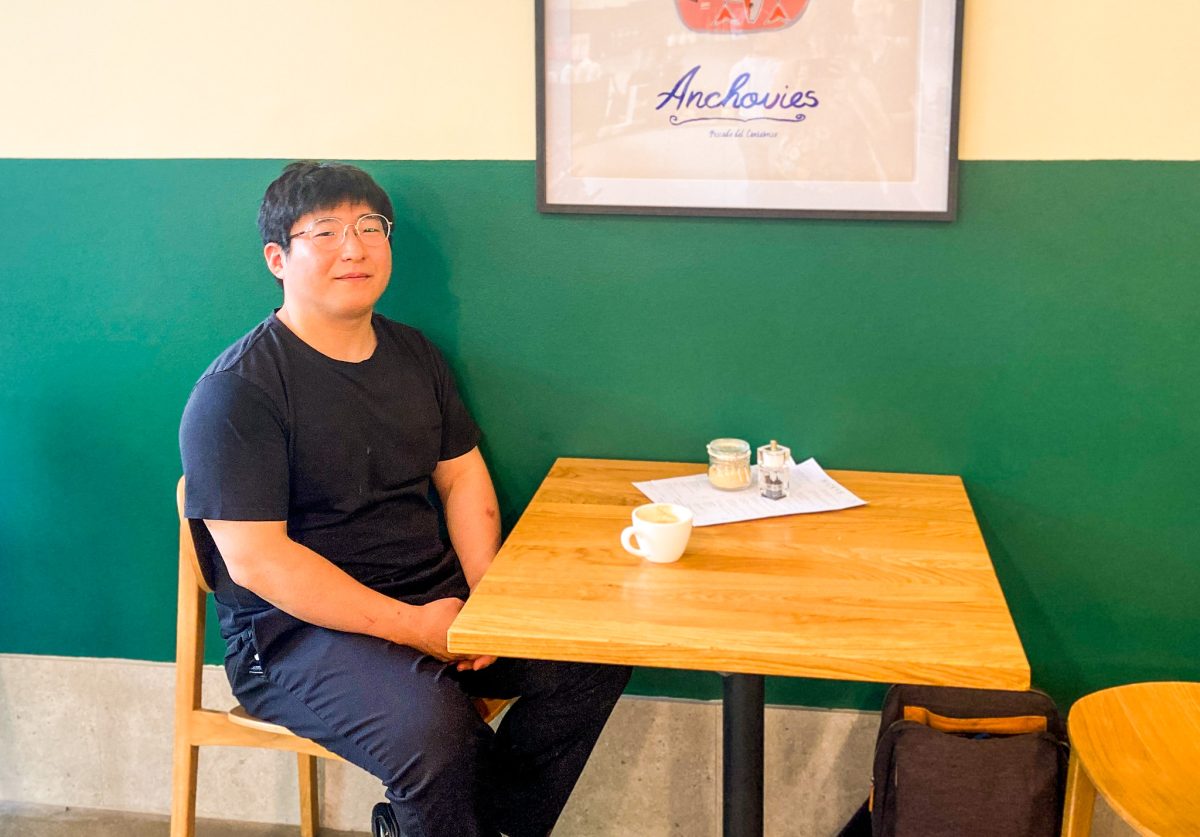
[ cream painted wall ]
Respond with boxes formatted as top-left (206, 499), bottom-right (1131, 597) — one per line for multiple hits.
top-left (0, 1), bottom-right (535, 160)
top-left (959, 0), bottom-right (1200, 160)
top-left (0, 0), bottom-right (1196, 160)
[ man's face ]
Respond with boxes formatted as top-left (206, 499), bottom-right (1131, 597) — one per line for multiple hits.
top-left (264, 201), bottom-right (392, 322)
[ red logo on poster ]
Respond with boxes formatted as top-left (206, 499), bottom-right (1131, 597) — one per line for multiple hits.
top-left (675, 0), bottom-right (811, 33)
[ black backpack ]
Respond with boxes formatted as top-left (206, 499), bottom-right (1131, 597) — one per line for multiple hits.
top-left (839, 684), bottom-right (1069, 837)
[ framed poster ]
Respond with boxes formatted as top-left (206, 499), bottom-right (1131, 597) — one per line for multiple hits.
top-left (537, 0), bottom-right (963, 220)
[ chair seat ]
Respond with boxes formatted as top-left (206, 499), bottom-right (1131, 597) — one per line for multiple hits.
top-left (227, 704), bottom-right (297, 737)
top-left (1068, 681), bottom-right (1200, 836)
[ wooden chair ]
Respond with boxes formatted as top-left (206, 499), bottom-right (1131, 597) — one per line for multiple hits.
top-left (1060, 681), bottom-right (1200, 836)
top-left (171, 478), bottom-right (509, 837)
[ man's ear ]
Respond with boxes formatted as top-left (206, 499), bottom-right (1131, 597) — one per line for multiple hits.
top-left (264, 242), bottom-right (286, 281)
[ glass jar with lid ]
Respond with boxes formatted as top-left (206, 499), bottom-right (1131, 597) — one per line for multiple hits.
top-left (706, 438), bottom-right (752, 491)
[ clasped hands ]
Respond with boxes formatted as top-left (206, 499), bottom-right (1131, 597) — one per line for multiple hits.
top-left (410, 596), bottom-right (497, 672)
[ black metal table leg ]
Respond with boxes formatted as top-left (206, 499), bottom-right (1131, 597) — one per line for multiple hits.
top-left (722, 673), bottom-right (765, 837)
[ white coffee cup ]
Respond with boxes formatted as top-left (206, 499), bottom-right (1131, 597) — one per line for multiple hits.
top-left (620, 503), bottom-right (694, 563)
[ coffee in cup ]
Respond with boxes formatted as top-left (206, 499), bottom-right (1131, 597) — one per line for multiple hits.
top-left (620, 503), bottom-right (694, 563)
top-left (637, 505), bottom-right (685, 524)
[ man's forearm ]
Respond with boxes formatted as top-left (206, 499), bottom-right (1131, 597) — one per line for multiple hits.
top-left (437, 454), bottom-right (502, 590)
top-left (235, 536), bottom-right (419, 638)
top-left (204, 519), bottom-right (459, 658)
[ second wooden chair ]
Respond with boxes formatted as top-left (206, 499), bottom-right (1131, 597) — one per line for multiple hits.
top-left (1060, 680), bottom-right (1200, 836)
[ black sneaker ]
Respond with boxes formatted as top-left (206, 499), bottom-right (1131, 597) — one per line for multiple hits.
top-left (371, 801), bottom-right (401, 837)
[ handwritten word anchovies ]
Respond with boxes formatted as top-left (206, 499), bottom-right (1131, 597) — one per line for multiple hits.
top-left (655, 65), bottom-right (819, 114)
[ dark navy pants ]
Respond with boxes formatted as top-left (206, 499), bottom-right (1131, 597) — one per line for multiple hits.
top-left (225, 623), bottom-right (630, 837)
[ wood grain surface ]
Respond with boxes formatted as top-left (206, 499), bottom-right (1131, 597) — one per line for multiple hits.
top-left (448, 458), bottom-right (1030, 689)
top-left (1064, 681), bottom-right (1200, 836)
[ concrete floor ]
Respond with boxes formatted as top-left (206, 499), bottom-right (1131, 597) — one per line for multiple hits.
top-left (0, 798), bottom-right (1139, 837)
top-left (0, 802), bottom-right (365, 837)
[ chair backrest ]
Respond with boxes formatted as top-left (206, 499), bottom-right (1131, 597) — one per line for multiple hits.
top-left (176, 479), bottom-right (212, 592)
top-left (174, 477), bottom-right (209, 719)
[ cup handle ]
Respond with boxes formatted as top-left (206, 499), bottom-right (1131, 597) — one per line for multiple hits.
top-left (621, 526), bottom-right (650, 558)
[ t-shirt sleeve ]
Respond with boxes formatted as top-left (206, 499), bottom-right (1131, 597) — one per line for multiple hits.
top-left (424, 339), bottom-right (481, 461)
top-left (179, 371), bottom-right (290, 521)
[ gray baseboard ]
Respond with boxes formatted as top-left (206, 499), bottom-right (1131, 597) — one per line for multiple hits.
top-left (0, 654), bottom-right (1132, 836)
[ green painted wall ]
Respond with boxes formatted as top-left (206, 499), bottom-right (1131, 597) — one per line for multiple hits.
top-left (1, 159), bottom-right (1196, 708)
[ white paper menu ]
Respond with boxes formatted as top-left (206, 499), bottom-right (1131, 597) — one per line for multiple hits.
top-left (633, 458), bottom-right (866, 527)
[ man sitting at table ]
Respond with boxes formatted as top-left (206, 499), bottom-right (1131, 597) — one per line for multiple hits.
top-left (179, 160), bottom-right (630, 837)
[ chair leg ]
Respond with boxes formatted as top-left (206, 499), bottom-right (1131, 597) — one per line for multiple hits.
top-left (1061, 749), bottom-right (1096, 837)
top-left (170, 741), bottom-right (199, 837)
top-left (298, 753), bottom-right (320, 837)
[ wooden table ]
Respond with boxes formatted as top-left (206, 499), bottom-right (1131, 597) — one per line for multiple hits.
top-left (448, 458), bottom-right (1031, 836)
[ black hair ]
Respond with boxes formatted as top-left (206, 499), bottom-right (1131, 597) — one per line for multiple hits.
top-left (257, 160), bottom-right (394, 255)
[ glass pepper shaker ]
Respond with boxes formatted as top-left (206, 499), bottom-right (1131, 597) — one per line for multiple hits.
top-left (757, 439), bottom-right (790, 500)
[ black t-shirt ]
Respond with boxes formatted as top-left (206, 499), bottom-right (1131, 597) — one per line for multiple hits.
top-left (179, 312), bottom-right (480, 644)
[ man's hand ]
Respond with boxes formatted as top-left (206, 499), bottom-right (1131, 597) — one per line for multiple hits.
top-left (454, 655), bottom-right (498, 672)
top-left (406, 597), bottom-right (465, 660)
top-left (408, 597), bottom-right (497, 671)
